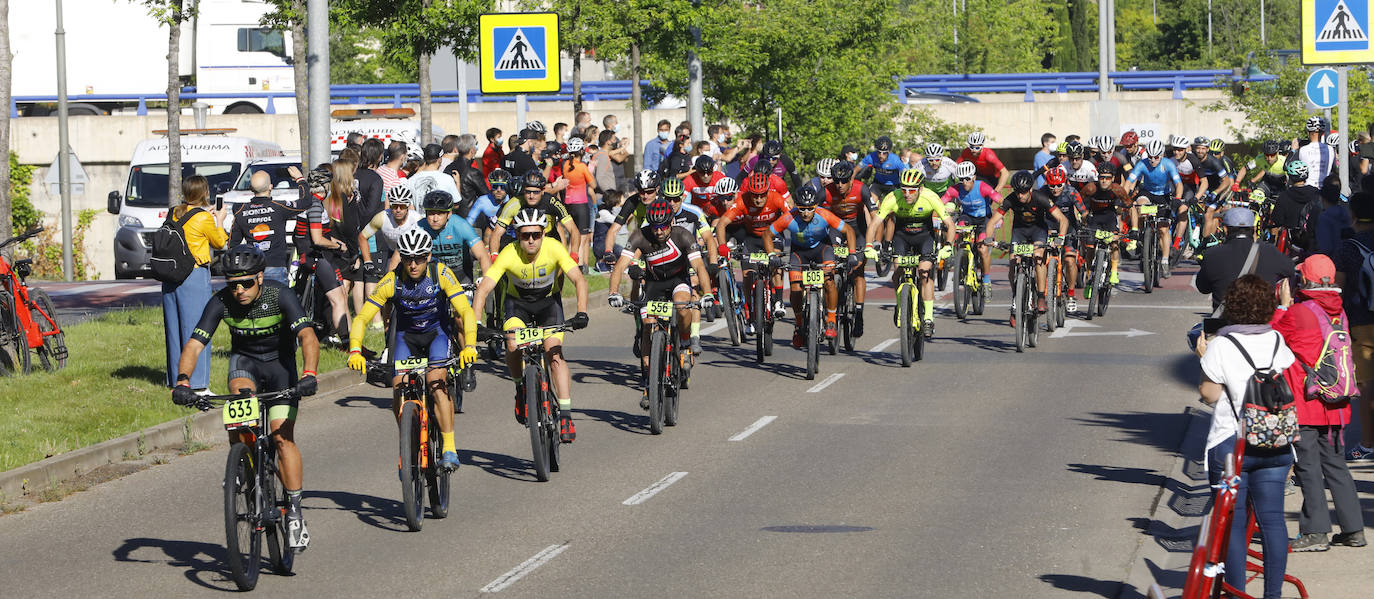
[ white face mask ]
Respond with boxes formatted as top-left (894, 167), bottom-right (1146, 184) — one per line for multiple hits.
top-left (716, 134), bottom-right (726, 144)
top-left (609, 124), bottom-right (619, 133)
top-left (495, 139), bottom-right (503, 147)
top-left (847, 153), bottom-right (858, 161)
top-left (659, 131), bottom-right (672, 141)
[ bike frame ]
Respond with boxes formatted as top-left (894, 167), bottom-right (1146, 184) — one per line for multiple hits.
top-left (0, 234), bottom-right (61, 350)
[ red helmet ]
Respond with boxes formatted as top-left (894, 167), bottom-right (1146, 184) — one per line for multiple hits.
top-left (645, 199), bottom-right (674, 227)
top-left (1120, 130), bottom-right (1139, 146)
top-left (744, 170), bottom-right (771, 195)
top-left (1044, 168), bottom-right (1068, 186)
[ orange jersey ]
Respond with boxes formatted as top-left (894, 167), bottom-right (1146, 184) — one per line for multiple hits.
top-left (720, 191), bottom-right (789, 236)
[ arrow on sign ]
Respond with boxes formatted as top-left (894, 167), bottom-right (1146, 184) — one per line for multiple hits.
top-left (1318, 72), bottom-right (1337, 106)
top-left (1049, 319), bottom-right (1154, 339)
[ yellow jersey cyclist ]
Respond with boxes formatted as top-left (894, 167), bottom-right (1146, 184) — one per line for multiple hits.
top-left (471, 208), bottom-right (591, 443)
top-left (346, 228), bottom-right (479, 472)
top-left (172, 245), bottom-right (321, 552)
top-left (865, 169), bottom-right (956, 333)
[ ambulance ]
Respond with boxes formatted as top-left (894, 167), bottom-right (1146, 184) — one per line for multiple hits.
top-left (330, 108), bottom-right (444, 156)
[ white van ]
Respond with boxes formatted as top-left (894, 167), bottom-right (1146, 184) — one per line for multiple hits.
top-left (107, 130), bottom-right (284, 279)
top-left (330, 108), bottom-right (444, 156)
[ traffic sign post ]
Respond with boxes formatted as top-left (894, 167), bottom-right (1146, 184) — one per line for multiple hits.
top-left (1306, 67), bottom-right (1340, 108)
top-left (479, 13), bottom-right (561, 94)
top-left (1303, 0), bottom-right (1374, 64)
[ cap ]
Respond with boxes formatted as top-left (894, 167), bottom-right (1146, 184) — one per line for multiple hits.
top-left (842, 144), bottom-right (859, 157)
top-left (1298, 254), bottom-right (1337, 286)
top-left (1220, 207), bottom-right (1255, 227)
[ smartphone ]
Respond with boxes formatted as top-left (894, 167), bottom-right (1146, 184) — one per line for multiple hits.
top-left (1203, 317), bottom-right (1225, 336)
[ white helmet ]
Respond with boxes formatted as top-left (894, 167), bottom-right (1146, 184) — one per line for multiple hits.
top-left (526, 120), bottom-right (547, 133)
top-left (566, 137), bottom-right (585, 153)
top-left (966, 132), bottom-right (986, 148)
top-left (955, 161), bottom-right (977, 179)
top-left (1325, 132), bottom-right (1341, 147)
top-left (396, 227), bottom-right (433, 257)
top-left (816, 158), bottom-right (838, 178)
top-left (511, 208), bottom-right (546, 230)
top-left (1099, 135), bottom-right (1116, 150)
top-left (1143, 139), bottom-right (1165, 158)
top-left (925, 142), bottom-right (945, 157)
top-left (714, 177), bottom-right (738, 196)
top-left (386, 185), bottom-right (414, 205)
top-left (1167, 134), bottom-right (1189, 149)
top-left (1306, 116), bottom-right (1324, 132)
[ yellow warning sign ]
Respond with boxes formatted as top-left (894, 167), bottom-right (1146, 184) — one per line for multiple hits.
top-left (479, 13), bottom-right (562, 94)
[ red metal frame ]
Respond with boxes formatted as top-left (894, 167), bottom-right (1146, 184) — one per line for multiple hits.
top-left (0, 254), bottom-right (63, 350)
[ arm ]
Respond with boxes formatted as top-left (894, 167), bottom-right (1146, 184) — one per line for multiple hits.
top-left (564, 261), bottom-right (589, 314)
top-left (690, 255), bottom-right (712, 297)
top-left (349, 277), bottom-right (389, 351)
top-left (439, 265), bottom-right (478, 347)
top-left (996, 166), bottom-right (1010, 191)
top-left (607, 252), bottom-right (636, 297)
top-left (984, 209), bottom-right (1005, 241)
top-left (297, 327), bottom-right (320, 377)
top-left (1050, 207), bottom-right (1069, 237)
top-left (469, 273), bottom-right (501, 331)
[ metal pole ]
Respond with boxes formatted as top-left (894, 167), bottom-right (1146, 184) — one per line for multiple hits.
top-left (776, 107), bottom-right (782, 142)
top-left (1207, 0), bottom-right (1213, 57)
top-left (952, 0), bottom-right (958, 71)
top-left (306, 0), bottom-right (329, 165)
top-left (457, 55), bottom-right (469, 134)
top-left (688, 0), bottom-right (703, 141)
top-left (1097, 0), bottom-right (1108, 101)
top-left (1107, 0), bottom-right (1116, 72)
top-left (55, 0), bottom-right (73, 281)
top-left (516, 94), bottom-right (527, 131)
top-left (1260, 0), bottom-right (1266, 46)
top-left (1339, 66), bottom-right (1350, 195)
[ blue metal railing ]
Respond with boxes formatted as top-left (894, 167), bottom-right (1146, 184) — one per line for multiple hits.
top-left (10, 70), bottom-right (1278, 116)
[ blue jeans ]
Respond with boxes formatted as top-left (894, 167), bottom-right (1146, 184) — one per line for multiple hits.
top-left (264, 266), bottom-right (289, 285)
top-left (162, 266), bottom-right (212, 389)
top-left (1208, 438), bottom-right (1294, 599)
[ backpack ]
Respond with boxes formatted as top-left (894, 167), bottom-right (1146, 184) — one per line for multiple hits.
top-left (1223, 334), bottom-right (1299, 449)
top-left (149, 207), bottom-right (202, 284)
top-left (1349, 239), bottom-right (1374, 313)
top-left (1295, 198), bottom-right (1322, 250)
top-left (1298, 301), bottom-right (1361, 404)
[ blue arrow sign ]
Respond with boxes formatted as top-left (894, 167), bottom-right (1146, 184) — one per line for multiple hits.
top-left (1306, 67), bottom-right (1340, 108)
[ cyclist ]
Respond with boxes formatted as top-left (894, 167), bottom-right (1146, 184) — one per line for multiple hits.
top-left (1064, 141), bottom-right (1099, 192)
top-left (857, 135), bottom-right (905, 200)
top-left (358, 185), bottom-right (424, 273)
top-left (1296, 116), bottom-right (1335, 187)
top-left (470, 209), bottom-right (590, 442)
top-left (820, 161), bottom-right (876, 337)
top-left (466, 168), bottom-right (512, 233)
top-left (1240, 140), bottom-right (1288, 198)
top-left (607, 200), bottom-right (713, 407)
top-left (346, 228), bottom-right (478, 471)
top-left (766, 185), bottom-right (856, 347)
top-left (865, 169), bottom-right (956, 333)
top-left (491, 170), bottom-right (580, 260)
top-left (1272, 160), bottom-right (1319, 253)
top-left (808, 158), bottom-right (839, 191)
top-left (686, 155), bottom-right (726, 210)
top-left (1110, 130), bottom-right (1144, 177)
top-left (715, 170), bottom-right (791, 319)
top-left (940, 161), bottom-right (1002, 290)
top-left (983, 171), bottom-right (1070, 316)
top-left (1190, 137), bottom-right (1235, 258)
top-left (749, 142), bottom-right (797, 200)
top-left (172, 245), bottom-right (320, 552)
top-left (956, 132), bottom-right (1011, 192)
top-left (663, 178), bottom-right (719, 350)
top-left (1079, 163), bottom-right (1131, 287)
top-left (920, 143), bottom-right (959, 196)
top-left (297, 165), bottom-right (352, 344)
top-left (1043, 169), bottom-right (1089, 310)
top-left (700, 176), bottom-right (739, 227)
top-left (1124, 139), bottom-right (1184, 270)
top-left (603, 169), bottom-right (663, 261)
top-left (415, 190), bottom-right (493, 283)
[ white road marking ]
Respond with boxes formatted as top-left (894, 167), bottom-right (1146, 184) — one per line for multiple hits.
top-left (622, 472), bottom-right (689, 505)
top-left (700, 321), bottom-right (726, 337)
top-left (807, 373), bottom-right (845, 393)
top-left (729, 416), bottom-right (778, 441)
top-left (480, 543), bottom-right (570, 593)
top-left (869, 338), bottom-right (898, 353)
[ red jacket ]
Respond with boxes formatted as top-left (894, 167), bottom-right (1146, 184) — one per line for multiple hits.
top-left (481, 143), bottom-right (505, 178)
top-left (1271, 289), bottom-right (1352, 427)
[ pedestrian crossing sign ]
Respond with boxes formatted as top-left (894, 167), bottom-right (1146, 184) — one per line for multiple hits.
top-left (480, 13), bottom-right (561, 94)
top-left (1304, 0), bottom-right (1374, 64)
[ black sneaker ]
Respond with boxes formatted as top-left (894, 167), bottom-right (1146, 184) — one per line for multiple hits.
top-left (1333, 530), bottom-right (1367, 547)
top-left (1291, 533), bottom-right (1330, 552)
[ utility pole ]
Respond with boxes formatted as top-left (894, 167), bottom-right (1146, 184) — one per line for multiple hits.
top-left (306, 0), bottom-right (329, 166)
top-left (1107, 0), bottom-right (1116, 72)
top-left (1097, 0), bottom-right (1108, 101)
top-left (1260, 0), bottom-right (1266, 46)
top-left (687, 0), bottom-right (703, 140)
top-left (1207, 0), bottom-right (1213, 58)
top-left (952, 0), bottom-right (958, 72)
top-left (55, 0), bottom-right (73, 281)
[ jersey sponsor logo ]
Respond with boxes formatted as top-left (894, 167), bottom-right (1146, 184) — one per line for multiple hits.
top-left (250, 223), bottom-right (272, 241)
top-left (644, 240), bottom-right (684, 267)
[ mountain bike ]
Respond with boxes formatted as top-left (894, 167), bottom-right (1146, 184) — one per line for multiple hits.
top-left (627, 298), bottom-right (697, 434)
top-left (1080, 228), bottom-right (1120, 320)
top-left (1137, 203), bottom-right (1167, 293)
top-left (884, 250), bottom-right (929, 367)
top-left (191, 389), bottom-right (300, 591)
top-left (791, 259), bottom-right (831, 380)
top-left (996, 241), bottom-right (1041, 353)
top-left (949, 224), bottom-right (986, 320)
top-left (1043, 241), bottom-right (1063, 333)
top-left (390, 353), bottom-right (456, 531)
top-left (743, 252), bottom-right (776, 364)
top-left (832, 246), bottom-right (857, 352)
top-left (716, 254), bottom-right (748, 347)
top-left (0, 226), bottom-right (67, 375)
top-left (486, 323), bottom-right (574, 482)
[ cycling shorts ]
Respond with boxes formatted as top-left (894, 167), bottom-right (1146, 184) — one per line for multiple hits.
top-left (728, 225), bottom-right (773, 268)
top-left (788, 245), bottom-right (835, 284)
top-left (312, 255), bottom-right (344, 293)
top-left (503, 296), bottom-right (565, 343)
top-left (227, 353), bottom-right (299, 422)
top-left (892, 230), bottom-right (936, 259)
top-left (956, 214), bottom-right (989, 242)
top-left (1138, 193), bottom-right (1178, 225)
top-left (642, 277), bottom-right (693, 301)
top-left (567, 202), bottom-right (593, 235)
top-left (1010, 226), bottom-right (1049, 245)
top-left (393, 326), bottom-right (452, 364)
top-left (1086, 211), bottom-right (1120, 233)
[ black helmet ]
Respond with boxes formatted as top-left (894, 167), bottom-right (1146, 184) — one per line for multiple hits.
top-left (423, 190), bottom-right (454, 211)
top-left (645, 199), bottom-right (674, 227)
top-left (874, 136), bottom-right (893, 152)
top-left (521, 169), bottom-right (547, 190)
top-left (634, 169), bottom-right (661, 192)
top-left (761, 139), bottom-right (783, 158)
top-left (1010, 170), bottom-right (1035, 193)
top-left (487, 168), bottom-right (512, 188)
top-left (795, 185), bottom-right (821, 207)
top-left (831, 161), bottom-right (855, 181)
top-left (1065, 141), bottom-right (1085, 159)
top-left (693, 155), bottom-right (715, 173)
top-left (222, 244), bottom-right (266, 278)
top-left (1262, 139), bottom-right (1281, 155)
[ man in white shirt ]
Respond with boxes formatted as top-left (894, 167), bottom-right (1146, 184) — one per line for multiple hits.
top-left (1297, 116), bottom-right (1335, 187)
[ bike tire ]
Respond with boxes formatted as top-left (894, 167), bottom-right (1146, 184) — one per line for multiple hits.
top-left (1141, 230), bottom-right (1155, 293)
top-left (1, 290), bottom-right (29, 375)
top-left (398, 402), bottom-right (425, 531)
top-left (1153, 239), bottom-right (1165, 288)
top-left (841, 277), bottom-right (855, 352)
top-left (525, 365), bottom-right (550, 481)
top-left (753, 280), bottom-right (767, 364)
top-left (952, 249), bottom-right (968, 320)
top-left (876, 255), bottom-right (892, 278)
top-left (1086, 254), bottom-right (1101, 321)
top-left (719, 268), bottom-right (740, 346)
top-left (898, 284), bottom-right (914, 367)
top-left (648, 330), bottom-right (666, 435)
top-left (1027, 276), bottom-right (1040, 348)
top-left (912, 285), bottom-right (925, 362)
top-left (223, 442), bottom-right (263, 591)
top-left (425, 403), bottom-right (450, 519)
top-left (1044, 257), bottom-right (1058, 333)
top-left (973, 279), bottom-right (986, 316)
top-left (1013, 270), bottom-right (1026, 354)
top-left (805, 292), bottom-right (820, 380)
top-left (1095, 253), bottom-right (1112, 317)
top-left (27, 289), bottom-right (65, 371)
top-left (665, 346), bottom-right (681, 428)
top-left (264, 465), bottom-right (294, 575)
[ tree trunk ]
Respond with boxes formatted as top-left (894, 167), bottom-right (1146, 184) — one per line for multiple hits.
top-left (572, 49), bottom-right (582, 118)
top-left (167, 0), bottom-right (184, 206)
top-left (0, 0), bottom-right (12, 241)
top-left (630, 42), bottom-right (641, 173)
top-left (291, 0), bottom-right (309, 166)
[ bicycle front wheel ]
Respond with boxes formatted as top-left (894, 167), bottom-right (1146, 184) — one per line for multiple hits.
top-left (1044, 256), bottom-right (1059, 333)
top-left (897, 284), bottom-right (914, 367)
top-left (398, 402), bottom-right (425, 531)
top-left (839, 277), bottom-right (854, 353)
top-left (1140, 230), bottom-right (1155, 293)
top-left (1013, 269), bottom-right (1026, 354)
top-left (719, 268), bottom-right (740, 346)
top-left (952, 248), bottom-right (969, 320)
top-left (647, 329), bottom-right (667, 435)
top-left (224, 442), bottom-right (264, 591)
top-left (525, 365), bottom-right (550, 481)
top-left (805, 293), bottom-right (820, 380)
top-left (753, 280), bottom-right (767, 364)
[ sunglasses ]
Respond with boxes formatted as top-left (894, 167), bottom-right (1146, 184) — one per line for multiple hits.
top-left (519, 231), bottom-right (544, 241)
top-left (523, 188), bottom-right (543, 194)
top-left (640, 189), bottom-right (658, 195)
top-left (958, 176), bottom-right (974, 182)
top-left (969, 145), bottom-right (983, 151)
top-left (832, 178), bottom-right (851, 184)
top-left (227, 278), bottom-right (258, 290)
top-left (402, 254), bottom-right (430, 263)
top-left (796, 206), bottom-right (816, 212)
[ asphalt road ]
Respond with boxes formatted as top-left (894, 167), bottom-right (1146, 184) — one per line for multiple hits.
top-left (0, 260), bottom-right (1210, 597)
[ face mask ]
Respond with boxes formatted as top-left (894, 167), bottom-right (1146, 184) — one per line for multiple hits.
top-left (495, 139), bottom-right (503, 147)
top-left (609, 124), bottom-right (619, 133)
top-left (659, 131), bottom-right (672, 141)
top-left (847, 153), bottom-right (858, 161)
top-left (716, 134), bottom-right (726, 144)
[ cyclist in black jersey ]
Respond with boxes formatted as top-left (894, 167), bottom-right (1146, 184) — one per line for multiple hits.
top-left (489, 170), bottom-right (581, 258)
top-left (172, 245), bottom-right (320, 552)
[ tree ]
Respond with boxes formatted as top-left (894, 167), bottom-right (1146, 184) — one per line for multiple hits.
top-left (1206, 64), bottom-right (1374, 144)
top-left (538, 0), bottom-right (591, 117)
top-left (0, 0), bottom-right (12, 241)
top-left (136, 0), bottom-right (197, 206)
top-left (261, 0), bottom-right (310, 166)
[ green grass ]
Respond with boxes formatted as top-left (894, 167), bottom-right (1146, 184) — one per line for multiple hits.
top-left (562, 270), bottom-right (610, 298)
top-left (0, 307), bottom-right (367, 472)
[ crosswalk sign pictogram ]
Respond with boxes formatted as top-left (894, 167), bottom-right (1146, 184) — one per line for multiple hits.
top-left (480, 13), bottom-right (561, 94)
top-left (1304, 0), bottom-right (1374, 64)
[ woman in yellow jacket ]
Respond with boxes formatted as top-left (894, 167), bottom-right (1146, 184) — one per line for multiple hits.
top-left (162, 175), bottom-right (228, 391)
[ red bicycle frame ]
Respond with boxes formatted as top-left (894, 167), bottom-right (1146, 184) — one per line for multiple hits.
top-left (0, 260), bottom-right (60, 350)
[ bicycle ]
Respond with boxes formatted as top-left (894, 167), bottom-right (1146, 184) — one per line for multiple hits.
top-left (995, 241), bottom-right (1041, 353)
top-left (190, 389), bottom-right (300, 591)
top-left (790, 259), bottom-right (832, 379)
top-left (715, 251), bottom-right (749, 347)
top-left (485, 323), bottom-right (574, 482)
top-left (832, 246), bottom-right (858, 352)
top-left (0, 226), bottom-right (66, 375)
top-left (1043, 241), bottom-right (1063, 333)
top-left (361, 348), bottom-right (456, 531)
top-left (1079, 228), bottom-right (1120, 320)
top-left (743, 251), bottom-right (777, 364)
top-left (949, 224), bottom-right (987, 320)
top-left (883, 249), bottom-right (930, 367)
top-left (627, 298), bottom-right (697, 434)
top-left (1137, 203), bottom-right (1167, 293)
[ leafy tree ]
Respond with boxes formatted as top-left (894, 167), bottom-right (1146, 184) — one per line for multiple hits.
top-left (950, 0), bottom-right (1059, 74)
top-left (260, 0), bottom-right (310, 164)
top-left (134, 0), bottom-right (197, 206)
top-left (330, 27), bottom-right (417, 85)
top-left (1204, 64), bottom-right (1374, 144)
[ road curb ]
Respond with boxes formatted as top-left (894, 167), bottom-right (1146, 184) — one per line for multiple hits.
top-left (0, 369), bottom-right (362, 502)
top-left (1117, 405), bottom-right (1211, 599)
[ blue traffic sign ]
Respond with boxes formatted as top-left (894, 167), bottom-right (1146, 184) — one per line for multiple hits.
top-left (1306, 68), bottom-right (1340, 108)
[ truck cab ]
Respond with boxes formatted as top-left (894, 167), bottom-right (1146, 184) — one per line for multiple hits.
top-left (108, 130), bottom-right (284, 279)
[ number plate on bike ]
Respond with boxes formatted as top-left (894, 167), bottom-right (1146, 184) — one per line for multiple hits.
top-left (1138, 204), bottom-right (1159, 215)
top-left (222, 397), bottom-right (261, 428)
top-left (748, 252), bottom-right (770, 263)
top-left (802, 270), bottom-right (826, 286)
top-left (394, 357), bottom-right (428, 371)
top-left (833, 246), bottom-right (850, 258)
top-left (1012, 243), bottom-right (1035, 256)
top-left (514, 328), bottom-right (546, 346)
top-left (643, 301), bottom-right (673, 319)
top-left (894, 255), bottom-right (922, 267)
top-left (1095, 229), bottom-right (1115, 241)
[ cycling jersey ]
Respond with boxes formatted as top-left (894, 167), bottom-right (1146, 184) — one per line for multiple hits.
top-left (1297, 141), bottom-right (1336, 187)
top-left (1066, 160), bottom-right (1098, 189)
top-left (718, 192), bottom-right (790, 236)
top-left (1111, 147), bottom-right (1145, 175)
top-left (1173, 154), bottom-right (1196, 180)
top-left (672, 203), bottom-right (713, 240)
top-left (859, 152), bottom-right (906, 187)
top-left (1194, 154), bottom-right (1231, 190)
top-left (921, 159), bottom-right (959, 195)
top-left (686, 171), bottom-right (725, 208)
top-left (496, 195), bottom-right (575, 240)
top-left (466, 193), bottom-right (505, 230)
top-left (364, 262), bottom-right (468, 334)
top-left (418, 216), bottom-right (483, 275)
top-left (362, 208), bottom-right (423, 252)
top-left (875, 188), bottom-right (946, 233)
top-left (485, 236), bottom-right (579, 303)
top-left (1127, 158), bottom-right (1182, 197)
top-left (956, 147), bottom-right (1006, 180)
top-left (999, 191), bottom-right (1057, 230)
top-left (1045, 185), bottom-right (1088, 229)
top-left (771, 207), bottom-right (846, 251)
top-left (1079, 181), bottom-right (1130, 214)
top-left (821, 181), bottom-right (875, 223)
top-left (940, 181), bottom-right (1001, 219)
top-left (1246, 154), bottom-right (1287, 180)
top-left (192, 280), bottom-right (311, 363)
top-left (622, 225), bottom-right (701, 281)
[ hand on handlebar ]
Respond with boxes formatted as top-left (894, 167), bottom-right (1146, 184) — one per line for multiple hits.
top-left (347, 351), bottom-right (367, 372)
top-left (863, 245), bottom-right (879, 260)
top-left (608, 292), bottom-right (625, 308)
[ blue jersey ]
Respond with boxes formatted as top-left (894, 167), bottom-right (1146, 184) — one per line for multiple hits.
top-left (860, 152), bottom-right (906, 187)
top-left (942, 180), bottom-right (1000, 218)
top-left (771, 207), bottom-right (846, 250)
top-left (418, 216), bottom-right (482, 273)
top-left (466, 194), bottom-right (503, 230)
top-left (1127, 158), bottom-right (1182, 196)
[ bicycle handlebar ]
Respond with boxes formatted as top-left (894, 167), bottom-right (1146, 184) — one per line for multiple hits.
top-left (194, 388), bottom-right (299, 410)
top-left (0, 227), bottom-right (43, 251)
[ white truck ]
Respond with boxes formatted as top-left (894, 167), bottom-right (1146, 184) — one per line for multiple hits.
top-left (10, 0), bottom-right (294, 116)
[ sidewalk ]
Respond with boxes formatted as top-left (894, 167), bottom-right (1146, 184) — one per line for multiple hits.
top-left (1121, 407), bottom-right (1374, 598)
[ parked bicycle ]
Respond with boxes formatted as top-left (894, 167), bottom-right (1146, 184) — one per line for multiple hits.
top-left (0, 226), bottom-right (66, 375)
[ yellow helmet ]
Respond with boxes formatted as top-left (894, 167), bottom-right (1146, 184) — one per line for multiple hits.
top-left (660, 177), bottom-right (684, 199)
top-left (899, 168), bottom-right (925, 189)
